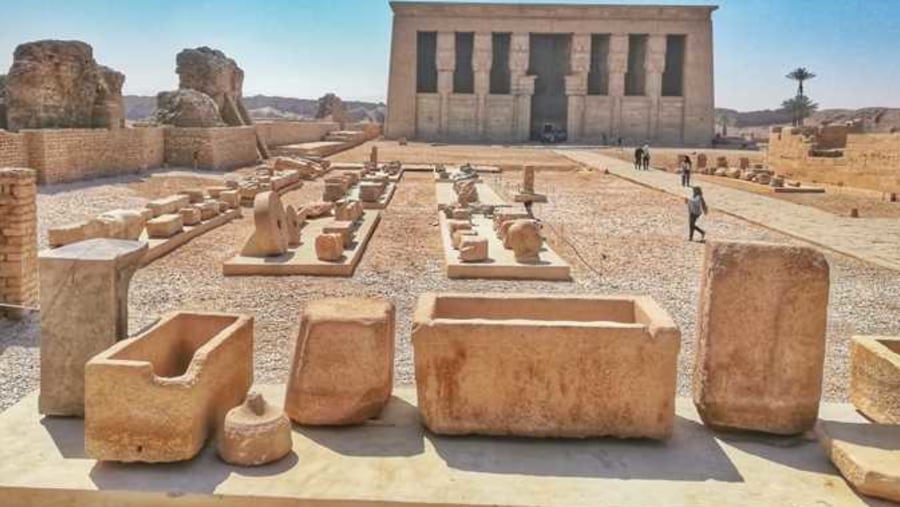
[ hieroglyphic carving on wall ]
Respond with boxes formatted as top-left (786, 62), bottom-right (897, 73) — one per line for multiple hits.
top-left (436, 32), bottom-right (456, 72)
top-left (570, 34), bottom-right (591, 75)
top-left (645, 34), bottom-right (667, 74)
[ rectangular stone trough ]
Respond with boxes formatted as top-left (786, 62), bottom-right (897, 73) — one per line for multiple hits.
top-left (850, 336), bottom-right (900, 424)
top-left (412, 293), bottom-right (681, 439)
top-left (84, 312), bottom-right (253, 463)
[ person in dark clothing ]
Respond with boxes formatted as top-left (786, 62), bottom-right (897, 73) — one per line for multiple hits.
top-left (641, 144), bottom-right (651, 170)
top-left (680, 155), bottom-right (693, 187)
top-left (633, 147), bottom-right (643, 170)
top-left (687, 186), bottom-right (708, 241)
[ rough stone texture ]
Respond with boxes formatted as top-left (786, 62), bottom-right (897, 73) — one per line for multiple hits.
top-left (220, 190), bottom-right (240, 209)
top-left (0, 168), bottom-right (38, 319)
top-left (153, 89), bottom-right (224, 128)
top-left (693, 240), bottom-right (830, 435)
top-left (301, 201), bottom-right (334, 219)
top-left (163, 126), bottom-right (259, 171)
top-left (218, 391), bottom-right (292, 467)
top-left (39, 239), bottom-right (146, 416)
top-left (459, 235), bottom-right (488, 262)
top-left (849, 336), bottom-right (900, 424)
top-left (47, 221), bottom-right (103, 248)
top-left (284, 297), bottom-right (394, 425)
top-left (179, 207), bottom-right (202, 226)
top-left (451, 229), bottom-right (478, 250)
top-left (506, 219), bottom-right (543, 262)
top-left (241, 192), bottom-right (287, 257)
top-left (179, 188), bottom-right (205, 204)
top-left (146, 194), bottom-right (191, 217)
top-left (816, 420), bottom-right (900, 504)
top-left (314, 233), bottom-right (344, 261)
top-left (335, 200), bottom-right (363, 222)
top-left (194, 201), bottom-right (219, 221)
top-left (284, 205), bottom-right (301, 247)
top-left (176, 47), bottom-right (244, 112)
top-left (146, 214), bottom-right (184, 239)
top-left (323, 221), bottom-right (354, 248)
top-left (359, 182), bottom-right (383, 202)
top-left (413, 293), bottom-right (680, 438)
top-left (85, 312), bottom-right (253, 462)
top-left (5, 40), bottom-right (124, 131)
top-left (94, 209), bottom-right (145, 240)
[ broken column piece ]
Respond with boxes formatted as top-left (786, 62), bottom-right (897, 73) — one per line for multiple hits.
top-left (218, 391), bottom-right (292, 467)
top-left (241, 191), bottom-right (288, 257)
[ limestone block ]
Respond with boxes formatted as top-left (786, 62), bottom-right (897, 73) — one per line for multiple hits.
top-left (285, 298), bottom-right (395, 425)
top-left (447, 219), bottom-right (472, 234)
top-left (39, 239), bottom-right (147, 416)
top-left (459, 236), bottom-right (488, 262)
top-left (726, 168), bottom-right (742, 179)
top-left (756, 173), bottom-right (772, 185)
top-left (315, 233), bottom-right (344, 261)
top-left (451, 229), bottom-right (477, 250)
top-left (506, 219), bottom-right (543, 262)
top-left (146, 194), bottom-right (190, 217)
top-left (220, 190), bottom-right (240, 209)
top-left (693, 241), bottom-right (829, 434)
top-left (850, 336), bottom-right (900, 423)
top-left (146, 214), bottom-right (184, 239)
top-left (241, 192), bottom-right (288, 257)
top-left (770, 176), bottom-right (785, 188)
top-left (218, 391), bottom-right (292, 467)
top-left (739, 157), bottom-right (750, 170)
top-left (323, 220), bottom-right (354, 248)
top-left (323, 182), bottom-right (346, 202)
top-left (178, 188), bottom-right (205, 204)
top-left (207, 186), bottom-right (230, 198)
top-left (195, 200), bottom-right (220, 221)
top-left (358, 182), bottom-right (383, 202)
top-left (179, 207), bottom-right (202, 226)
top-left (335, 200), bottom-right (363, 222)
top-left (215, 200), bottom-right (229, 214)
top-left (47, 220), bottom-right (103, 248)
top-left (284, 205), bottom-right (301, 247)
top-left (95, 209), bottom-right (146, 240)
top-left (697, 153), bottom-right (708, 169)
top-left (302, 201), bottom-right (335, 219)
top-left (412, 293), bottom-right (680, 438)
top-left (716, 156), bottom-right (728, 168)
top-left (85, 312), bottom-right (253, 462)
top-left (714, 167), bottom-right (728, 177)
top-left (451, 208), bottom-right (472, 220)
top-left (816, 420), bottom-right (900, 504)
top-left (493, 211), bottom-right (530, 231)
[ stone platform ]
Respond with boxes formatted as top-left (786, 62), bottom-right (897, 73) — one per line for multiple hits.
top-left (439, 214), bottom-right (571, 281)
top-left (0, 385), bottom-right (888, 507)
top-left (222, 210), bottom-right (380, 277)
top-left (141, 208), bottom-right (241, 266)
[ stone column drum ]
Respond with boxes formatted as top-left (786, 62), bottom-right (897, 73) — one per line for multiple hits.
top-left (284, 297), bottom-right (395, 425)
top-left (693, 241), bottom-right (830, 434)
top-left (39, 238), bottom-right (147, 416)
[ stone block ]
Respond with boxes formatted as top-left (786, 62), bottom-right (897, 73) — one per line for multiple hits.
top-left (178, 188), bottom-right (205, 204)
top-left (335, 200), bottom-right (363, 222)
top-left (323, 220), bottom-right (354, 248)
top-left (850, 336), bottom-right (900, 423)
top-left (816, 420), bottom-right (900, 504)
top-left (39, 239), bottom-right (147, 416)
top-left (451, 229), bottom-right (477, 250)
top-left (506, 219), bottom-right (542, 262)
top-left (358, 182), bottom-right (383, 202)
top-left (447, 219), bottom-right (472, 234)
top-left (241, 192), bottom-right (287, 257)
top-left (220, 190), bottom-right (240, 209)
top-left (94, 209), bottom-right (146, 240)
top-left (218, 391), bottom-right (292, 467)
top-left (323, 182), bottom-right (346, 202)
top-left (85, 312), bottom-right (253, 462)
top-left (195, 200), bottom-right (220, 221)
top-left (693, 241), bottom-right (830, 434)
top-left (285, 298), bottom-right (394, 425)
top-left (146, 213), bottom-right (184, 239)
top-left (207, 186), bottom-right (230, 198)
top-left (47, 220), bottom-right (103, 248)
top-left (459, 236), bottom-right (488, 262)
top-left (302, 201), bottom-right (334, 219)
top-left (315, 233), bottom-right (344, 261)
top-left (284, 205), bottom-right (301, 247)
top-left (451, 208), bottom-right (472, 220)
top-left (146, 194), bottom-right (191, 217)
top-left (412, 293), bottom-right (680, 438)
top-left (179, 207), bottom-right (202, 226)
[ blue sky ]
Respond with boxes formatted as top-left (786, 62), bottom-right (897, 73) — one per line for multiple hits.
top-left (1, 0), bottom-right (898, 110)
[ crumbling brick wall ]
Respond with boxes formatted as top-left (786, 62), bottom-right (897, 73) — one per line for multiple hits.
top-left (164, 126), bottom-right (258, 170)
top-left (0, 131), bottom-right (28, 167)
top-left (0, 168), bottom-right (38, 319)
top-left (255, 121), bottom-right (340, 147)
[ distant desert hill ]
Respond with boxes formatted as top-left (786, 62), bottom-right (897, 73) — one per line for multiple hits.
top-left (123, 94), bottom-right (385, 123)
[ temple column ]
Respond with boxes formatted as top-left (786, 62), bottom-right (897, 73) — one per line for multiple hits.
top-left (607, 33), bottom-right (628, 140)
top-left (472, 33), bottom-right (492, 138)
top-left (645, 34), bottom-right (667, 141)
top-left (565, 33), bottom-right (591, 142)
top-left (509, 32), bottom-right (534, 142)
top-left (436, 31), bottom-right (455, 138)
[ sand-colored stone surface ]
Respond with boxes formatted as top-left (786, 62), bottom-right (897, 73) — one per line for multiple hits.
top-left (413, 293), bottom-right (680, 439)
top-left (816, 420), bottom-right (900, 504)
top-left (218, 391), bottom-right (292, 467)
top-left (693, 240), bottom-right (829, 434)
top-left (38, 239), bottom-right (147, 416)
top-left (849, 336), bottom-right (900, 423)
top-left (85, 312), bottom-right (253, 462)
top-left (285, 297), bottom-right (394, 426)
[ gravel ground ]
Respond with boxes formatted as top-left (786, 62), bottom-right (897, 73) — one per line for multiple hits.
top-left (2, 166), bottom-right (899, 412)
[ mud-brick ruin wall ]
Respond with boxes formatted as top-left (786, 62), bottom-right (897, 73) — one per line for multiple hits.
top-left (255, 121), bottom-right (340, 147)
top-left (0, 168), bottom-right (38, 319)
top-left (0, 131), bottom-right (29, 168)
top-left (164, 126), bottom-right (259, 170)
top-left (22, 128), bottom-right (165, 184)
top-left (768, 127), bottom-right (900, 193)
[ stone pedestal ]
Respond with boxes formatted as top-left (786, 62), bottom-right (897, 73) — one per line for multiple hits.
top-left (39, 238), bottom-right (147, 416)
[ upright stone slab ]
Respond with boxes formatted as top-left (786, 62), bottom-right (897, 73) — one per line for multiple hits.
top-left (693, 241), bottom-right (830, 434)
top-left (39, 238), bottom-right (147, 416)
top-left (284, 297), bottom-right (395, 425)
top-left (850, 336), bottom-right (900, 423)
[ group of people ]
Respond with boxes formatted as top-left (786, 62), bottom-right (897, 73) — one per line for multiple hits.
top-left (633, 144), bottom-right (651, 171)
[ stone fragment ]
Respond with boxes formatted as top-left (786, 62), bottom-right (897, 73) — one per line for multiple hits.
top-left (447, 219), bottom-right (472, 234)
top-left (285, 298), bottom-right (395, 425)
top-left (241, 192), bottom-right (288, 257)
top-left (323, 220), bottom-right (354, 248)
top-left (146, 194), bottom-right (191, 217)
top-left (176, 47), bottom-right (243, 111)
top-left (816, 420), bottom-right (900, 504)
top-left (358, 182), bottom-right (383, 202)
top-left (85, 312), bottom-right (253, 462)
top-left (47, 220), bottom-right (103, 248)
top-left (725, 167), bottom-right (742, 179)
top-left (179, 207), bottom-right (202, 226)
top-left (315, 233), bottom-right (344, 261)
top-left (459, 236), bottom-right (488, 262)
top-left (179, 188), bottom-right (206, 204)
top-left (770, 176), bottom-right (785, 188)
top-left (716, 156), bottom-right (728, 168)
top-left (454, 179), bottom-right (478, 206)
top-left (323, 182), bottom-right (346, 202)
top-left (697, 153), bottom-right (708, 169)
top-left (301, 201), bottom-right (334, 219)
top-left (153, 89), bottom-right (223, 127)
top-left (506, 219), bottom-right (543, 262)
top-left (195, 200), bottom-right (220, 221)
top-left (739, 157), bottom-right (750, 170)
top-left (451, 208), bottom-right (472, 220)
top-left (693, 240), bottom-right (829, 434)
top-left (39, 239), bottom-right (147, 416)
top-left (850, 336), bottom-right (900, 424)
top-left (94, 209), bottom-right (145, 241)
top-left (284, 205), bottom-right (301, 247)
top-left (451, 229), bottom-right (478, 250)
top-left (207, 186), bottom-right (230, 198)
top-left (335, 200), bottom-right (363, 222)
top-left (146, 214), bottom-right (184, 239)
top-left (218, 391), bottom-right (292, 467)
top-left (412, 293), bottom-right (680, 438)
top-left (220, 190), bottom-right (240, 209)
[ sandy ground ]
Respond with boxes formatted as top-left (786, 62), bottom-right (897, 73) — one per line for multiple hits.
top-left (2, 162), bottom-right (899, 413)
top-left (332, 140), bottom-right (577, 170)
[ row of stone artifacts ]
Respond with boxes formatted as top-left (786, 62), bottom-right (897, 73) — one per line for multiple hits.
top-left (682, 153), bottom-right (784, 187)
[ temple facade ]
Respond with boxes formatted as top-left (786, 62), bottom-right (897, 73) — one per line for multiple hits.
top-left (385, 2), bottom-right (716, 145)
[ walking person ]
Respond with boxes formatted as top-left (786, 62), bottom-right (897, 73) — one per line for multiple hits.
top-left (687, 186), bottom-right (708, 242)
top-left (680, 155), bottom-right (692, 187)
top-left (633, 146), bottom-right (643, 170)
top-left (641, 143), bottom-right (651, 170)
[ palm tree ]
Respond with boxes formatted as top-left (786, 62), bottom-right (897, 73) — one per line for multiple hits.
top-left (781, 96), bottom-right (819, 126)
top-left (786, 67), bottom-right (816, 98)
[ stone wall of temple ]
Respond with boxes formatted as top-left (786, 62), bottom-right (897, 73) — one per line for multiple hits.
top-left (0, 131), bottom-right (28, 168)
top-left (255, 121), bottom-right (340, 147)
top-left (0, 168), bottom-right (38, 319)
top-left (163, 126), bottom-right (259, 170)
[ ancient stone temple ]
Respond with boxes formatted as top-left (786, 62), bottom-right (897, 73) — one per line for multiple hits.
top-left (385, 2), bottom-right (716, 145)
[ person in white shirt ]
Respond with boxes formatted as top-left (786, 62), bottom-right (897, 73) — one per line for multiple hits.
top-left (687, 186), bottom-right (708, 241)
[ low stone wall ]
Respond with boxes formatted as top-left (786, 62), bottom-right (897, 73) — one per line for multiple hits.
top-left (255, 121), bottom-right (340, 147)
top-left (768, 128), bottom-right (900, 193)
top-left (22, 128), bottom-right (165, 184)
top-left (0, 131), bottom-right (29, 168)
top-left (164, 126), bottom-right (259, 170)
top-left (0, 168), bottom-right (38, 319)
